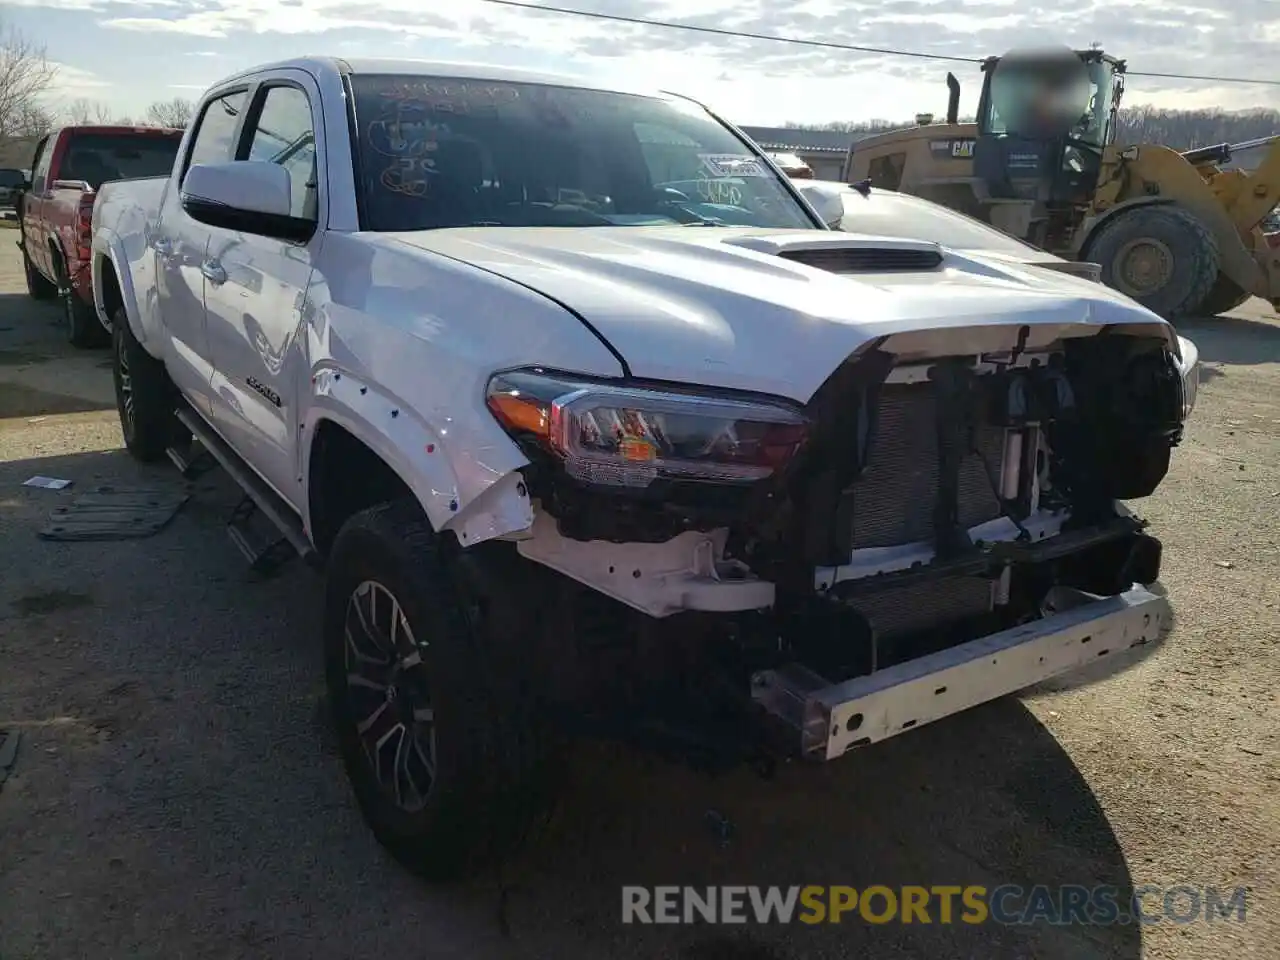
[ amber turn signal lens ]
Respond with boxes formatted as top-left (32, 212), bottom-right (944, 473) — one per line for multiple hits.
top-left (486, 392), bottom-right (550, 438)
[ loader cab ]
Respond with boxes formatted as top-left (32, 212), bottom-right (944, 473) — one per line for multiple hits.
top-left (973, 49), bottom-right (1125, 213)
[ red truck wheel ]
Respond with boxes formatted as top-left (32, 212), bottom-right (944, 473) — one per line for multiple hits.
top-left (64, 290), bottom-right (108, 348)
top-left (56, 258), bottom-right (108, 348)
top-left (23, 249), bottom-right (56, 301)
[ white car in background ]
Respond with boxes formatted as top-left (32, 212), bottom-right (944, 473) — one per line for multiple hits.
top-left (795, 178), bottom-right (1104, 282)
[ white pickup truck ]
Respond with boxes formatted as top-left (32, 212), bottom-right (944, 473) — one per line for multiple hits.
top-left (91, 56), bottom-right (1199, 882)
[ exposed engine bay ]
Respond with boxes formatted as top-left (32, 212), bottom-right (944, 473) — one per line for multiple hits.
top-left (484, 327), bottom-right (1188, 769)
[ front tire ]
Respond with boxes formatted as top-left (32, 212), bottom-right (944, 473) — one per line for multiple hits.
top-left (111, 307), bottom-right (177, 462)
top-left (324, 500), bottom-right (560, 882)
top-left (1086, 204), bottom-right (1219, 321)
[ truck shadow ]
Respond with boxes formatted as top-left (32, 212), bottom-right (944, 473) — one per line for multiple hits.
top-left (490, 706), bottom-right (1140, 959)
top-left (1179, 311), bottom-right (1280, 367)
top-left (0, 448), bottom-right (1141, 960)
top-left (0, 293), bottom-right (115, 418)
top-left (0, 291), bottom-right (64, 342)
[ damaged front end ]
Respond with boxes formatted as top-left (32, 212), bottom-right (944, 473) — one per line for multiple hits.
top-left (482, 325), bottom-right (1195, 767)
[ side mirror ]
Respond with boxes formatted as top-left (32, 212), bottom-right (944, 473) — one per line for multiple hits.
top-left (794, 181), bottom-right (847, 229)
top-left (181, 161), bottom-right (314, 242)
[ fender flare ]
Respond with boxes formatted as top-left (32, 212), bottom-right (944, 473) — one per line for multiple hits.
top-left (90, 228), bottom-right (150, 349)
top-left (301, 368), bottom-right (535, 546)
top-left (46, 234), bottom-right (67, 285)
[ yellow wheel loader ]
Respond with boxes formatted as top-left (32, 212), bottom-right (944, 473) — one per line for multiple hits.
top-left (843, 48), bottom-right (1280, 320)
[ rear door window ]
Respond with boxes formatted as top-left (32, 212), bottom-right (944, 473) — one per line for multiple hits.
top-left (31, 136), bottom-right (52, 192)
top-left (59, 132), bottom-right (185, 190)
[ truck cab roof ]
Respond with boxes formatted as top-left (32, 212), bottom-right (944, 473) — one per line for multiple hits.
top-left (208, 55), bottom-right (665, 101)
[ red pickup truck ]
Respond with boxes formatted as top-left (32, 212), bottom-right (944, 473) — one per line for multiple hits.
top-left (18, 125), bottom-right (184, 347)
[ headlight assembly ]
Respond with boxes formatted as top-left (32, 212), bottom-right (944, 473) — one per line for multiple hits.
top-left (485, 368), bottom-right (810, 489)
top-left (1175, 335), bottom-right (1199, 421)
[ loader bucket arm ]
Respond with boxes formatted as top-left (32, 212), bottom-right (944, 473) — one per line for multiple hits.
top-left (1181, 142), bottom-right (1232, 167)
top-left (1089, 144), bottom-right (1271, 304)
top-left (1212, 135), bottom-right (1280, 234)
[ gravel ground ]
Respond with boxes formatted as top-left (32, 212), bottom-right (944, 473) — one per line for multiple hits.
top-left (0, 232), bottom-right (1276, 960)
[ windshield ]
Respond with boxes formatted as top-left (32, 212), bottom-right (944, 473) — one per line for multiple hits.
top-left (59, 132), bottom-right (184, 189)
top-left (1076, 61), bottom-right (1116, 147)
top-left (982, 58), bottom-right (1114, 149)
top-left (349, 74), bottom-right (816, 231)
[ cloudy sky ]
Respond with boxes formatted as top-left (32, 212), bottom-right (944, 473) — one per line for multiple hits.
top-left (8, 0), bottom-right (1280, 125)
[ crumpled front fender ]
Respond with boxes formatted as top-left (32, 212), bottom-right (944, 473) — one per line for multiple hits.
top-left (302, 367), bottom-right (536, 546)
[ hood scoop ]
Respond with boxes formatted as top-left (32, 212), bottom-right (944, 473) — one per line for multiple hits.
top-left (776, 246), bottom-right (943, 273)
top-left (720, 233), bottom-right (945, 274)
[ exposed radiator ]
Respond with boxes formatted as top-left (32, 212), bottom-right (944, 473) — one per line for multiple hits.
top-left (850, 382), bottom-right (1007, 549)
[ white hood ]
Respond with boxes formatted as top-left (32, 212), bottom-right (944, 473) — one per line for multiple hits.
top-left (383, 226), bottom-right (1174, 401)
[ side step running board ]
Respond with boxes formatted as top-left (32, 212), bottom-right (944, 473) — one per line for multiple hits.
top-left (172, 403), bottom-right (317, 574)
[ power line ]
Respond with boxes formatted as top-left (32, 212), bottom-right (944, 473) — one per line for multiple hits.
top-left (1125, 69), bottom-right (1280, 86)
top-left (478, 0), bottom-right (981, 65)
top-left (476, 0), bottom-right (1280, 87)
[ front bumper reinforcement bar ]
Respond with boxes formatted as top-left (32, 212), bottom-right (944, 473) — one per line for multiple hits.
top-left (752, 584), bottom-right (1171, 761)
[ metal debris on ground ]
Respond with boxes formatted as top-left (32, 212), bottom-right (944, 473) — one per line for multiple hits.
top-left (0, 729), bottom-right (20, 791)
top-left (1214, 560), bottom-right (1237, 569)
top-left (38, 484), bottom-right (191, 542)
top-left (23, 475), bottom-right (72, 490)
top-left (705, 809), bottom-right (735, 848)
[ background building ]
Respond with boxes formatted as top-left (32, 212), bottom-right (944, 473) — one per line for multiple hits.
top-left (738, 126), bottom-right (855, 180)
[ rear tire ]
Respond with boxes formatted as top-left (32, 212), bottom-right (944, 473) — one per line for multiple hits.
top-left (64, 283), bottom-right (109, 348)
top-left (22, 248), bottom-right (56, 301)
top-left (1196, 272), bottom-right (1251, 318)
top-left (1085, 204), bottom-right (1219, 321)
top-left (111, 307), bottom-right (177, 462)
top-left (324, 499), bottom-right (560, 882)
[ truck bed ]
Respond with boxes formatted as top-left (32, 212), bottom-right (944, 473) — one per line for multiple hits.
top-left (91, 176), bottom-right (171, 329)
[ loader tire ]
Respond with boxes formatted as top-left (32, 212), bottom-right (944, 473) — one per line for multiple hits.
top-left (1086, 204), bottom-right (1219, 321)
top-left (324, 499), bottom-right (562, 883)
top-left (1197, 272), bottom-right (1251, 318)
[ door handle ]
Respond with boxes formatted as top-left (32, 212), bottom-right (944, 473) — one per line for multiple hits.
top-left (201, 260), bottom-right (227, 285)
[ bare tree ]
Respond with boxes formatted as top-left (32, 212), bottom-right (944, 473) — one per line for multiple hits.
top-left (784, 106), bottom-right (1280, 152)
top-left (145, 97), bottom-right (194, 128)
top-left (0, 19), bottom-right (59, 140)
top-left (64, 97), bottom-right (116, 125)
top-left (10, 101), bottom-right (54, 137)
